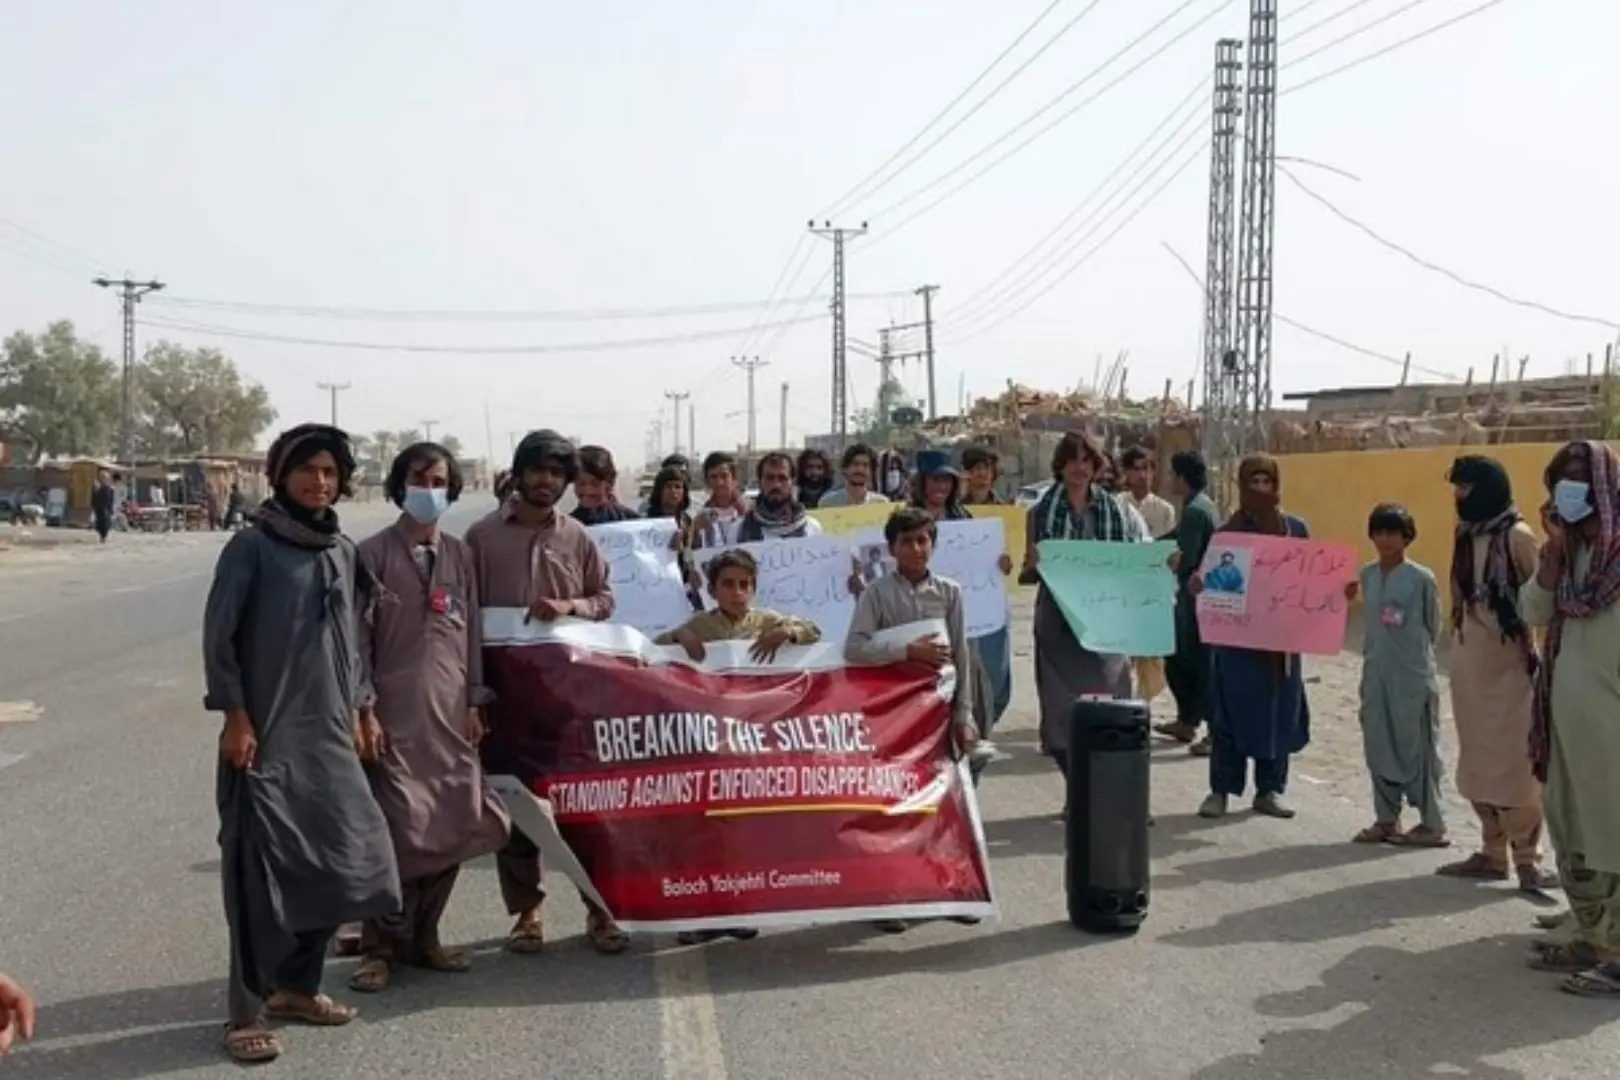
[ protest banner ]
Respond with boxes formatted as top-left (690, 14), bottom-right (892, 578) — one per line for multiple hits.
top-left (814, 502), bottom-right (1028, 587)
top-left (1035, 540), bottom-right (1178, 656)
top-left (692, 535), bottom-right (856, 638)
top-left (587, 518), bottom-right (692, 638)
top-left (481, 613), bottom-right (996, 931)
top-left (1195, 534), bottom-right (1356, 655)
top-left (846, 518), bottom-right (1010, 637)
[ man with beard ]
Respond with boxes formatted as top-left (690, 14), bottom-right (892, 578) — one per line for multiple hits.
top-left (204, 423), bottom-right (400, 1064)
top-left (347, 443), bottom-right (511, 995)
top-left (818, 443), bottom-right (890, 508)
top-left (796, 448), bottom-right (834, 509)
top-left (465, 431), bottom-right (628, 955)
top-left (737, 452), bottom-right (822, 541)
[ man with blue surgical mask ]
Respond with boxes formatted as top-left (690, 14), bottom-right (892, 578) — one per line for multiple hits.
top-left (340, 441), bottom-right (512, 994)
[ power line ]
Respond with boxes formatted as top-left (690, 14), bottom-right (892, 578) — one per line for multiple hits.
top-left (1282, 0), bottom-right (1516, 97)
top-left (1280, 165), bottom-right (1619, 330)
top-left (945, 78), bottom-right (1212, 327)
top-left (145, 288), bottom-right (904, 323)
top-left (859, 0), bottom-right (1232, 251)
top-left (1283, 0), bottom-right (1383, 43)
top-left (134, 311), bottom-right (831, 355)
top-left (0, 219), bottom-right (114, 275)
top-left (728, 234), bottom-right (813, 355)
top-left (823, 0), bottom-right (1108, 218)
top-left (1286, 0), bottom-right (1444, 72)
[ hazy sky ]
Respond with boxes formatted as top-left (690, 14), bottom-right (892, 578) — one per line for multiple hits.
top-left (2, 0), bottom-right (1614, 470)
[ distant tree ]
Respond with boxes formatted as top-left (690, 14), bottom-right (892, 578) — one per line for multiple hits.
top-left (439, 433), bottom-right (465, 459)
top-left (395, 428), bottom-right (423, 448)
top-left (134, 342), bottom-right (277, 456)
top-left (0, 321), bottom-right (120, 462)
top-left (370, 430), bottom-right (398, 466)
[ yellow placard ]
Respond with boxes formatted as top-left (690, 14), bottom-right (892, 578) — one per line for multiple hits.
top-left (812, 501), bottom-right (1029, 586)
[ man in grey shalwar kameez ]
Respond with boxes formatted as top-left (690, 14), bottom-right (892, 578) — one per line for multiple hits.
top-left (204, 423), bottom-right (400, 1064)
top-left (348, 443), bottom-right (511, 994)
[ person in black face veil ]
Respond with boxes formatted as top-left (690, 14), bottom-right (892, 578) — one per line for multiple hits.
top-left (203, 422), bottom-right (399, 1064)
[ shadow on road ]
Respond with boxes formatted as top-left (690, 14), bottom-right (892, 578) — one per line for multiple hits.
top-left (1162, 872), bottom-right (1519, 948)
top-left (1191, 935), bottom-right (1613, 1080)
top-left (1153, 840), bottom-right (1414, 890)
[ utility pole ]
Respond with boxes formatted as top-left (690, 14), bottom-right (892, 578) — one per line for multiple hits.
top-left (1201, 38), bottom-right (1244, 510)
top-left (779, 382), bottom-right (789, 448)
top-left (1233, 1), bottom-right (1278, 460)
top-left (915, 284), bottom-right (939, 419)
top-left (483, 400), bottom-right (495, 476)
top-left (731, 356), bottom-right (768, 452)
top-left (809, 220), bottom-right (868, 445)
top-left (876, 328), bottom-right (896, 422)
top-left (664, 390), bottom-right (690, 455)
top-left (688, 403), bottom-right (696, 456)
top-left (316, 381), bottom-right (351, 427)
top-left (421, 419), bottom-right (438, 442)
top-left (92, 276), bottom-right (165, 467)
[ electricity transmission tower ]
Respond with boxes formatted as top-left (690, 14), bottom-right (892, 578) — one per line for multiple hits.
top-left (1231, 1), bottom-right (1278, 467)
top-left (316, 381), bottom-right (351, 427)
top-left (92, 276), bottom-right (165, 466)
top-left (1200, 38), bottom-right (1244, 509)
top-left (878, 285), bottom-right (942, 419)
top-left (731, 356), bottom-right (768, 452)
top-left (809, 220), bottom-right (868, 445)
top-left (664, 390), bottom-right (690, 454)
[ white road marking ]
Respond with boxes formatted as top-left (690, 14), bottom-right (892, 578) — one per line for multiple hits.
top-left (655, 946), bottom-right (729, 1080)
top-left (0, 701), bottom-right (43, 724)
top-left (1296, 773), bottom-right (1326, 785)
top-left (0, 752), bottom-right (23, 772)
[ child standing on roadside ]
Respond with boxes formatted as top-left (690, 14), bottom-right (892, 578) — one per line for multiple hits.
top-left (1350, 502), bottom-right (1449, 847)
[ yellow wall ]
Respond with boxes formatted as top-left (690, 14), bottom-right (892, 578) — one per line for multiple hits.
top-left (1275, 442), bottom-right (1600, 606)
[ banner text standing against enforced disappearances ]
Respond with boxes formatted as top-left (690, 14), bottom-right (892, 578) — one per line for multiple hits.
top-left (479, 612), bottom-right (995, 932)
top-left (1195, 533), bottom-right (1356, 655)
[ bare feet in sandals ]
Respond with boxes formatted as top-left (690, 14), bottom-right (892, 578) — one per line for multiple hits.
top-left (348, 956), bottom-right (390, 994)
top-left (412, 946), bottom-right (473, 973)
top-left (1352, 822), bottom-right (1402, 844)
top-left (222, 1021), bottom-right (282, 1063)
top-left (264, 991), bottom-right (356, 1027)
top-left (1391, 825), bottom-right (1450, 849)
top-left (506, 912), bottom-right (545, 955)
top-left (1436, 852), bottom-right (1508, 881)
top-left (587, 911), bottom-right (630, 955)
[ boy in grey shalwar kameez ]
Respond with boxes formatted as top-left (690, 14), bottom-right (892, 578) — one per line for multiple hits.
top-left (1350, 503), bottom-right (1448, 847)
top-left (204, 423), bottom-right (401, 1064)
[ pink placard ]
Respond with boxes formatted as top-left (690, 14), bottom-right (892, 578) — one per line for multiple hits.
top-left (1195, 534), bottom-right (1356, 656)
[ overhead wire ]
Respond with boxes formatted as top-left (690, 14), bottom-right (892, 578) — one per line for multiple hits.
top-left (1285, 0), bottom-right (1447, 72)
top-left (0, 219), bottom-right (115, 276)
top-left (729, 233), bottom-right (814, 354)
top-left (857, 0), bottom-right (1234, 252)
top-left (1280, 0), bottom-right (1384, 42)
top-left (1281, 0), bottom-right (1516, 96)
top-left (820, 0), bottom-right (1109, 218)
top-left (1280, 165), bottom-right (1620, 330)
top-left (943, 77), bottom-right (1213, 327)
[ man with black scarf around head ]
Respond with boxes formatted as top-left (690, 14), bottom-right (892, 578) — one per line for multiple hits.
top-left (203, 423), bottom-right (401, 1065)
top-left (464, 430), bottom-right (629, 955)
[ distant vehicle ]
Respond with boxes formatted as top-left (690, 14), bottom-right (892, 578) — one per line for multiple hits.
top-left (1015, 481), bottom-right (1053, 508)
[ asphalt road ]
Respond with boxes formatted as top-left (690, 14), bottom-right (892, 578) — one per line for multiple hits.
top-left (1, 495), bottom-right (1616, 1079)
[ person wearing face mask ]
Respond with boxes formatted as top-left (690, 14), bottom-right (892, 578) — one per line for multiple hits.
top-left (1436, 456), bottom-right (1553, 888)
top-left (1520, 440), bottom-right (1620, 996)
top-left (1188, 453), bottom-right (1312, 821)
top-left (464, 430), bottom-right (627, 956)
top-left (345, 443), bottom-right (512, 996)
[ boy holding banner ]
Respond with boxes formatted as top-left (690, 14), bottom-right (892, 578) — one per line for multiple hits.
top-left (654, 548), bottom-right (823, 945)
top-left (846, 507), bottom-right (983, 935)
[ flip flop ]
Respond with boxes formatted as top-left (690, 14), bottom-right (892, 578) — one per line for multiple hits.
top-left (264, 992), bottom-right (357, 1026)
top-left (1353, 823), bottom-right (1401, 844)
top-left (1562, 963), bottom-right (1620, 998)
top-left (1390, 826), bottom-right (1451, 849)
top-left (221, 1023), bottom-right (282, 1064)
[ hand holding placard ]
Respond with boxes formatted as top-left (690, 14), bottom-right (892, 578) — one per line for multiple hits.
top-left (1035, 540), bottom-right (1178, 656)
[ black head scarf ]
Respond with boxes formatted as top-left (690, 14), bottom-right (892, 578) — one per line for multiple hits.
top-left (1448, 455), bottom-right (1513, 525)
top-left (259, 423), bottom-right (357, 546)
top-left (1445, 454), bottom-right (1529, 652)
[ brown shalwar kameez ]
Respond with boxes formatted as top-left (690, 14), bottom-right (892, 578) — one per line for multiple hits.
top-left (356, 522), bottom-right (511, 962)
top-left (464, 499), bottom-right (614, 934)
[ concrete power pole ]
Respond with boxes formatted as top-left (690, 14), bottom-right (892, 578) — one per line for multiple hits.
top-left (664, 390), bottom-right (690, 454)
top-left (779, 382), bottom-right (789, 448)
top-left (731, 356), bottom-right (768, 452)
top-left (316, 381), bottom-right (351, 427)
top-left (92, 276), bottom-right (165, 466)
top-left (1233, 0), bottom-right (1278, 457)
top-left (421, 419), bottom-right (438, 442)
top-left (688, 403), bottom-right (696, 457)
top-left (1201, 38), bottom-right (1244, 510)
top-left (809, 220), bottom-right (868, 446)
top-left (915, 284), bottom-right (939, 419)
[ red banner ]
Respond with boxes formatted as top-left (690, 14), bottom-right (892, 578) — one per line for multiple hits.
top-left (480, 611), bottom-right (996, 931)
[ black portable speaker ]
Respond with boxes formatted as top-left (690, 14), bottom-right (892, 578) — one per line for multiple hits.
top-left (1064, 697), bottom-right (1152, 933)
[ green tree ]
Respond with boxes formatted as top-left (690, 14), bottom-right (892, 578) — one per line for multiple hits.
top-left (134, 342), bottom-right (277, 456)
top-left (0, 320), bottom-right (120, 462)
top-left (439, 433), bottom-right (464, 458)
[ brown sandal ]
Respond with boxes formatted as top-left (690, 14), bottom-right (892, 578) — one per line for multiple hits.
top-left (1391, 825), bottom-right (1450, 849)
top-left (222, 1022), bottom-right (282, 1063)
top-left (587, 911), bottom-right (630, 955)
top-left (1435, 852), bottom-right (1508, 880)
top-left (1353, 822), bottom-right (1401, 844)
top-left (1528, 939), bottom-right (1599, 973)
top-left (506, 915), bottom-right (545, 955)
top-left (411, 946), bottom-right (472, 973)
top-left (264, 992), bottom-right (357, 1026)
top-left (347, 957), bottom-right (390, 994)
top-left (1517, 865), bottom-right (1560, 891)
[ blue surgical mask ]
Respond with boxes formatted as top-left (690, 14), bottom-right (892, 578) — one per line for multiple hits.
top-left (1554, 479), bottom-right (1593, 525)
top-left (403, 485), bottom-right (448, 524)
